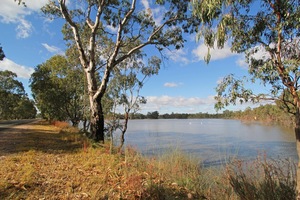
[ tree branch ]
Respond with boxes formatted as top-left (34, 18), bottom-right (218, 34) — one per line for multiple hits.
top-left (59, 0), bottom-right (88, 68)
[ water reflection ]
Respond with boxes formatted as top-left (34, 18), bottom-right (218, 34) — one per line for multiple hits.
top-left (117, 119), bottom-right (297, 166)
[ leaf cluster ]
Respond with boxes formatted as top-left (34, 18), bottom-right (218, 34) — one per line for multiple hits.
top-left (0, 70), bottom-right (36, 119)
top-left (215, 74), bottom-right (263, 111)
top-left (42, 0), bottom-right (200, 68)
top-left (30, 55), bottom-right (86, 124)
top-left (193, 0), bottom-right (300, 113)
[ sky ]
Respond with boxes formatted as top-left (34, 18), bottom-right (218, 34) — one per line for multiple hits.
top-left (0, 0), bottom-right (269, 114)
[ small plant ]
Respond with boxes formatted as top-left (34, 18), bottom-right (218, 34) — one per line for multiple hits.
top-left (226, 156), bottom-right (296, 200)
top-left (52, 121), bottom-right (70, 129)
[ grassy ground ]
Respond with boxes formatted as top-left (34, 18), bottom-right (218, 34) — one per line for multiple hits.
top-left (0, 121), bottom-right (296, 199)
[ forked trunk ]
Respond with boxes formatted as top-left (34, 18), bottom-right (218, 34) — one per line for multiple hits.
top-left (90, 97), bottom-right (105, 143)
top-left (118, 112), bottom-right (129, 152)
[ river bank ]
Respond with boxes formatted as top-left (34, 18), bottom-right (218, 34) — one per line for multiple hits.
top-left (0, 121), bottom-right (296, 199)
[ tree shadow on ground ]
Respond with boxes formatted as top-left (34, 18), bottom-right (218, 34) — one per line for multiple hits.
top-left (140, 183), bottom-right (200, 200)
top-left (0, 121), bottom-right (83, 155)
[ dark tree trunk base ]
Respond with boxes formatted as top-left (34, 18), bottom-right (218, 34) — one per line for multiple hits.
top-left (295, 127), bottom-right (300, 199)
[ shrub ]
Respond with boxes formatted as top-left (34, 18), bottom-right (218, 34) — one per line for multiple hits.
top-left (226, 156), bottom-right (296, 200)
top-left (52, 121), bottom-right (70, 129)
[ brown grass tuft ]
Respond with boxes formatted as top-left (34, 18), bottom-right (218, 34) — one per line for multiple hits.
top-left (52, 120), bottom-right (70, 129)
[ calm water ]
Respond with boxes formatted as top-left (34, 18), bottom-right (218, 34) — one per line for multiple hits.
top-left (117, 119), bottom-right (297, 166)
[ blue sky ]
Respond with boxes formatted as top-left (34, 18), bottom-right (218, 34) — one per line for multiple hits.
top-left (0, 0), bottom-right (267, 114)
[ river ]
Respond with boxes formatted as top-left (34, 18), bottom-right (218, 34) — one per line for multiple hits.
top-left (116, 119), bottom-right (297, 166)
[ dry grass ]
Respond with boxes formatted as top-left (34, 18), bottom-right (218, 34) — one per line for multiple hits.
top-left (0, 121), bottom-right (296, 199)
top-left (226, 156), bottom-right (296, 200)
top-left (0, 121), bottom-right (204, 199)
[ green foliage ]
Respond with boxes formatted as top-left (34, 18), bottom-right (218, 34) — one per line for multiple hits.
top-left (30, 55), bottom-right (86, 125)
top-left (107, 53), bottom-right (161, 150)
top-left (147, 111), bottom-right (159, 119)
top-left (215, 74), bottom-right (260, 111)
top-left (41, 0), bottom-right (200, 141)
top-left (120, 111), bottom-right (223, 119)
top-left (227, 104), bottom-right (295, 127)
top-left (109, 55), bottom-right (160, 115)
top-left (14, 97), bottom-right (37, 119)
top-left (275, 89), bottom-right (299, 115)
top-left (42, 0), bottom-right (199, 59)
top-left (0, 70), bottom-right (25, 95)
top-left (0, 70), bottom-right (36, 120)
top-left (193, 0), bottom-right (300, 119)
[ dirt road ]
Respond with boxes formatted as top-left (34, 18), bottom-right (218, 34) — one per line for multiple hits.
top-left (0, 120), bottom-right (81, 156)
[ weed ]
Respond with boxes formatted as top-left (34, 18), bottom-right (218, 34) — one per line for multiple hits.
top-left (226, 156), bottom-right (296, 200)
top-left (52, 120), bottom-right (70, 129)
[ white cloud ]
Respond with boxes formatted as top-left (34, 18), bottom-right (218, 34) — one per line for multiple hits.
top-left (141, 0), bottom-right (150, 9)
top-left (23, 1), bottom-right (49, 10)
top-left (141, 95), bottom-right (217, 113)
top-left (42, 43), bottom-right (64, 55)
top-left (0, 1), bottom-right (27, 23)
top-left (149, 95), bottom-right (215, 107)
top-left (164, 82), bottom-right (182, 88)
top-left (216, 77), bottom-right (224, 85)
top-left (251, 45), bottom-right (271, 60)
top-left (0, 0), bottom-right (48, 38)
top-left (235, 45), bottom-right (272, 69)
top-left (192, 41), bottom-right (237, 61)
top-left (140, 0), bottom-right (164, 26)
top-left (235, 55), bottom-right (248, 69)
top-left (139, 95), bottom-right (271, 114)
top-left (106, 24), bottom-right (118, 33)
top-left (151, 7), bottom-right (165, 26)
top-left (166, 48), bottom-right (189, 64)
top-left (16, 19), bottom-right (33, 39)
top-left (0, 58), bottom-right (34, 78)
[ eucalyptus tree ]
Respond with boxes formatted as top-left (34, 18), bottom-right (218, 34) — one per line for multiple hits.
top-left (30, 55), bottom-right (85, 126)
top-left (14, 97), bottom-right (37, 119)
top-left (64, 46), bottom-right (92, 130)
top-left (193, 0), bottom-right (300, 196)
top-left (42, 0), bottom-right (199, 142)
top-left (0, 70), bottom-right (36, 120)
top-left (0, 70), bottom-right (25, 119)
top-left (108, 55), bottom-right (160, 152)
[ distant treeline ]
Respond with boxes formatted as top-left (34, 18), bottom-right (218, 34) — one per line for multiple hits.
top-left (223, 104), bottom-right (295, 128)
top-left (113, 104), bottom-right (295, 128)
top-left (113, 111), bottom-right (224, 120)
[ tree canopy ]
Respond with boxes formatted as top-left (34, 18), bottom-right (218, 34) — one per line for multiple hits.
top-left (42, 0), bottom-right (200, 142)
top-left (30, 55), bottom-right (87, 125)
top-left (193, 0), bottom-right (300, 107)
top-left (0, 70), bottom-right (36, 119)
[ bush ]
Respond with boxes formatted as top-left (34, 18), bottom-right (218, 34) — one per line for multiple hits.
top-left (226, 156), bottom-right (296, 200)
top-left (52, 121), bottom-right (70, 129)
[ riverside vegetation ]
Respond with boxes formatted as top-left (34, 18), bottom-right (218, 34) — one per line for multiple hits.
top-left (0, 120), bottom-right (296, 199)
top-left (127, 104), bottom-right (295, 129)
